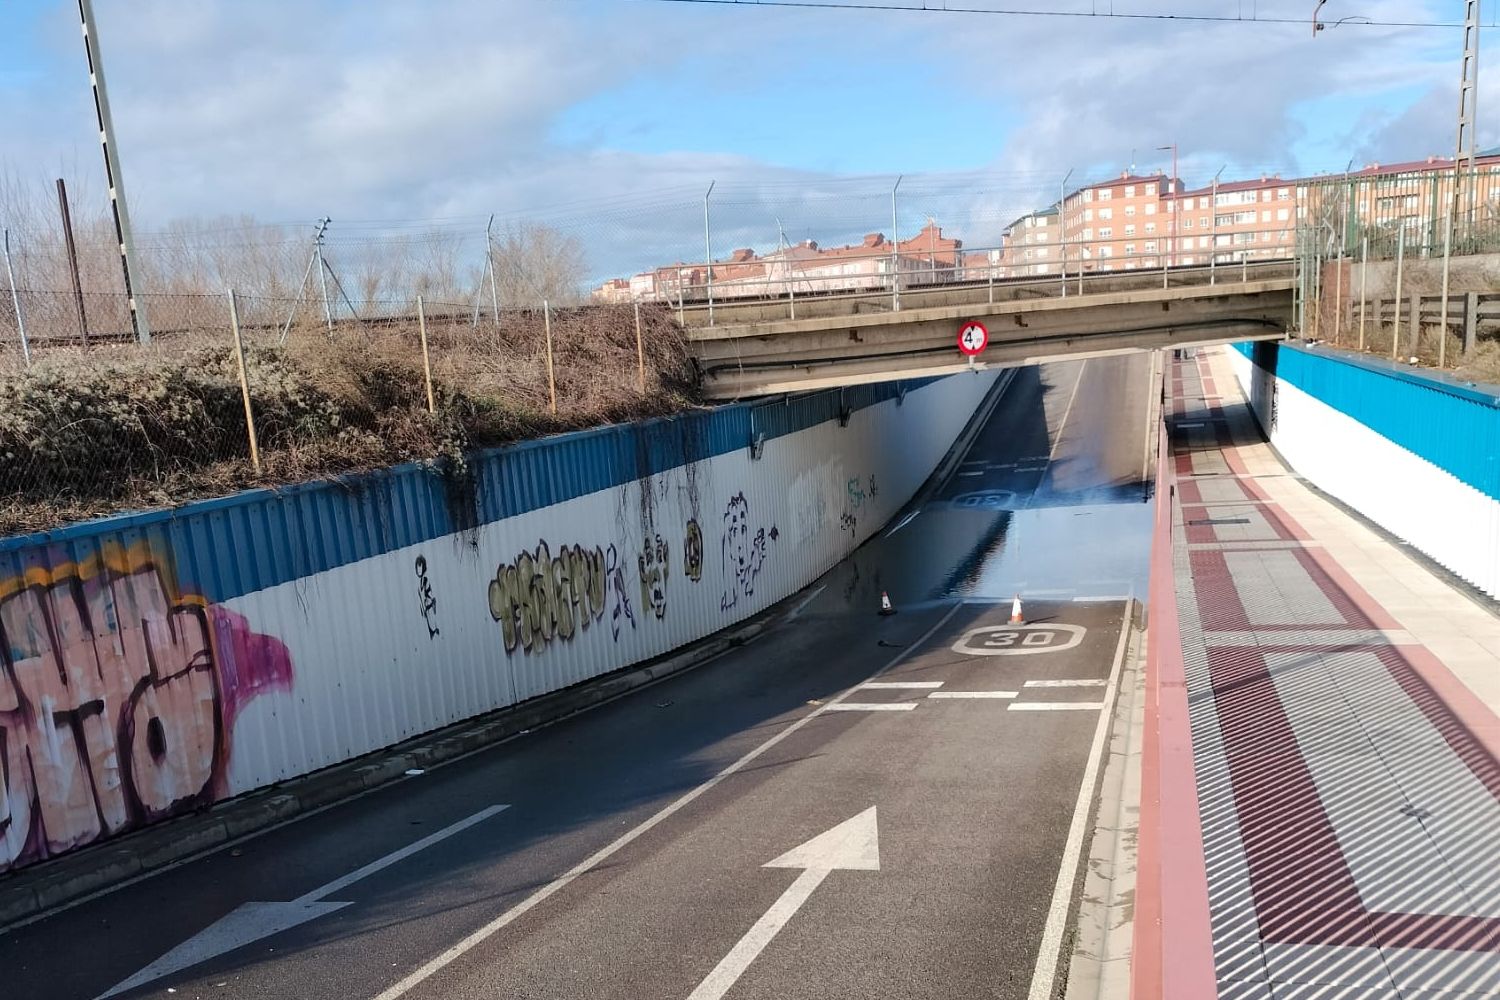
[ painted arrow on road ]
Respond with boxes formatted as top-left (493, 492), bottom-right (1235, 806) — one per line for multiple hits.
top-left (97, 804), bottom-right (510, 999)
top-left (687, 806), bottom-right (880, 1000)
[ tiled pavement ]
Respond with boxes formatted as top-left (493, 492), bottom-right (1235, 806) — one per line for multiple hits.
top-left (1164, 347), bottom-right (1500, 999)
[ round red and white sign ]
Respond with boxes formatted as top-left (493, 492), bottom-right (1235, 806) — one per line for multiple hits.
top-left (957, 320), bottom-right (989, 357)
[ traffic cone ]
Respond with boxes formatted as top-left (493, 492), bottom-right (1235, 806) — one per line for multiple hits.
top-left (879, 591), bottom-right (897, 616)
top-left (1009, 594), bottom-right (1025, 625)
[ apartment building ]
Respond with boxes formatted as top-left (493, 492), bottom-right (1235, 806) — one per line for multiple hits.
top-left (1169, 176), bottom-right (1297, 267)
top-left (995, 206), bottom-right (1059, 278)
top-left (593, 222), bottom-right (962, 302)
top-left (1060, 173), bottom-right (1184, 274)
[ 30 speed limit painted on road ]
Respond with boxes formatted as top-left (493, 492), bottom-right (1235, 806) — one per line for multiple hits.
top-left (951, 623), bottom-right (1086, 656)
top-left (957, 320), bottom-right (989, 356)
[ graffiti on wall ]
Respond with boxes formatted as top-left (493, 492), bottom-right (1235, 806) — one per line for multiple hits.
top-left (415, 556), bottom-right (440, 639)
top-left (487, 540), bottom-right (639, 655)
top-left (0, 544), bottom-right (293, 873)
top-left (683, 520), bottom-right (704, 584)
top-left (638, 535), bottom-right (669, 620)
top-left (719, 493), bottom-right (776, 613)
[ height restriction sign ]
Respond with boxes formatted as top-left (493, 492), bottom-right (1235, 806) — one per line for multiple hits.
top-left (957, 320), bottom-right (989, 356)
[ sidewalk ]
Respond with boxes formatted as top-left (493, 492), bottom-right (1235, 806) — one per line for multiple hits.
top-left (1149, 345), bottom-right (1500, 999)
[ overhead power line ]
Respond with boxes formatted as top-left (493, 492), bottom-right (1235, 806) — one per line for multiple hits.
top-left (633, 0), bottom-right (1460, 29)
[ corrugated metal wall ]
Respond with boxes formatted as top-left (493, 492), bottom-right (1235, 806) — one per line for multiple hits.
top-left (1231, 341), bottom-right (1500, 597)
top-left (0, 370), bottom-right (1000, 874)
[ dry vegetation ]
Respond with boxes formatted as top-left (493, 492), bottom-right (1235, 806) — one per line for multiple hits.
top-left (0, 303), bottom-right (699, 536)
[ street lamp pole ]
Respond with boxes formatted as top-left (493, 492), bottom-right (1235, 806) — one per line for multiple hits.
top-left (1210, 165), bottom-right (1225, 285)
top-left (704, 180), bottom-right (715, 325)
top-left (891, 175), bottom-right (903, 312)
top-left (1060, 167), bottom-right (1073, 298)
top-left (1157, 144), bottom-right (1178, 280)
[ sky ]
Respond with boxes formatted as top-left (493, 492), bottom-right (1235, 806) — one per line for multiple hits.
top-left (0, 0), bottom-right (1493, 283)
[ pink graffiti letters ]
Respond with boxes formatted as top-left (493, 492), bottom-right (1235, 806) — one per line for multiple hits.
top-left (0, 544), bottom-right (292, 873)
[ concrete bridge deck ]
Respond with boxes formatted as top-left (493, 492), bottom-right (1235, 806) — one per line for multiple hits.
top-left (688, 264), bottom-right (1296, 398)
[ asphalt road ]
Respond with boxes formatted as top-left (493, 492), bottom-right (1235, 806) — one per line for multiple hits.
top-left (1, 353), bottom-right (1156, 1000)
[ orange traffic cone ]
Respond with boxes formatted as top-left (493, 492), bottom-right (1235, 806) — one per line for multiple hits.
top-left (1010, 594), bottom-right (1025, 625)
top-left (879, 591), bottom-right (897, 616)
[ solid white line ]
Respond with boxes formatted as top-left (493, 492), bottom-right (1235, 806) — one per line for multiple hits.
top-left (926, 691), bottom-right (1018, 700)
top-left (300, 805), bottom-right (510, 904)
top-left (1023, 679), bottom-right (1107, 689)
top-left (1008, 702), bottom-right (1106, 712)
top-left (823, 703), bottom-right (920, 712)
top-left (959, 470), bottom-right (985, 477)
top-left (860, 681), bottom-right (944, 690)
top-left (368, 602), bottom-right (965, 1000)
top-left (1073, 594), bottom-right (1134, 603)
top-left (885, 508), bottom-right (922, 537)
top-left (784, 584), bottom-right (827, 622)
top-left (1022, 606), bottom-right (1132, 1000)
top-left (686, 868), bottom-right (829, 1000)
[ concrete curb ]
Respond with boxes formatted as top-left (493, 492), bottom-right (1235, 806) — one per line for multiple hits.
top-left (0, 614), bottom-right (770, 932)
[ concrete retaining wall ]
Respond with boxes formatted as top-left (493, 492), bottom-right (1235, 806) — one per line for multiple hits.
top-left (0, 370), bottom-right (1001, 874)
top-left (1229, 341), bottom-right (1500, 598)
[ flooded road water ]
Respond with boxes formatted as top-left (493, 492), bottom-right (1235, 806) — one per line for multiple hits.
top-left (813, 354), bottom-right (1158, 613)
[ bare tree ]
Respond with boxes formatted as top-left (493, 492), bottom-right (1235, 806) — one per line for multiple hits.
top-left (492, 223), bottom-right (587, 307)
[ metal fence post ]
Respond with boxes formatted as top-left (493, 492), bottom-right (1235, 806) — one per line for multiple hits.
top-left (634, 299), bottom-right (646, 393)
top-left (316, 220), bottom-right (334, 336)
top-left (1358, 236), bottom-right (1368, 352)
top-left (228, 290), bottom-right (262, 474)
top-left (1392, 226), bottom-right (1406, 360)
top-left (1333, 248), bottom-right (1344, 345)
top-left (56, 178), bottom-right (90, 346)
top-left (2, 228), bottom-right (31, 366)
top-left (891, 175), bottom-right (903, 312)
top-left (417, 295), bottom-right (436, 414)
top-left (543, 298), bottom-right (558, 415)
top-left (1409, 292), bottom-right (1422, 359)
top-left (1462, 291), bottom-right (1479, 356)
top-left (704, 181), bottom-right (715, 326)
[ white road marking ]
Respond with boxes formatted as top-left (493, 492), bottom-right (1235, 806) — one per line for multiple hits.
top-left (688, 808), bottom-right (881, 1000)
top-left (368, 604), bottom-right (965, 1000)
top-left (861, 681), bottom-right (944, 690)
top-left (927, 691), bottom-right (1018, 700)
top-left (824, 702), bottom-right (920, 712)
top-left (959, 470), bottom-right (985, 477)
top-left (1024, 679), bottom-right (1107, 688)
top-left (1008, 702), bottom-right (1106, 712)
top-left (100, 805), bottom-right (511, 999)
top-left (784, 585), bottom-right (827, 622)
top-left (884, 508), bottom-right (922, 536)
top-left (1023, 611), bottom-right (1131, 1000)
top-left (1073, 594), bottom-right (1134, 603)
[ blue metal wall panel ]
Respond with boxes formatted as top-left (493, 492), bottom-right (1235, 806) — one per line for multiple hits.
top-left (0, 382), bottom-right (917, 604)
top-left (1239, 341), bottom-right (1500, 503)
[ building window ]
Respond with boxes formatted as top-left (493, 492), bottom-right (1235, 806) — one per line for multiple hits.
top-left (1084, 189), bottom-right (1094, 202)
top-left (1145, 203), bottom-right (1157, 215)
top-left (1144, 241), bottom-right (1158, 253)
top-left (1099, 188), bottom-right (1113, 201)
top-left (1125, 243), bottom-right (1137, 255)
top-left (1182, 256), bottom-right (1195, 265)
top-left (1262, 190), bottom-right (1272, 202)
top-left (1098, 227), bottom-right (1113, 238)
top-left (1277, 208), bottom-right (1290, 221)
top-left (1261, 210), bottom-right (1271, 222)
top-left (1200, 236), bottom-right (1211, 249)
top-left (1146, 222), bottom-right (1157, 234)
top-left (1184, 218), bottom-right (1194, 229)
top-left (1036, 248), bottom-right (1048, 258)
top-left (1099, 246), bottom-right (1113, 258)
top-left (1082, 229), bottom-right (1093, 240)
top-left (1125, 224), bottom-right (1136, 236)
top-left (1098, 208), bottom-right (1113, 220)
top-left (1125, 205), bottom-right (1137, 217)
top-left (1180, 238), bottom-right (1192, 251)
top-left (1125, 185), bottom-right (1136, 197)
top-left (1278, 188), bottom-right (1291, 200)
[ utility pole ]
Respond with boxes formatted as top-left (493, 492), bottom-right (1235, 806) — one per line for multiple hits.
top-left (78, 0), bottom-right (149, 343)
top-left (1439, 0), bottom-right (1481, 369)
